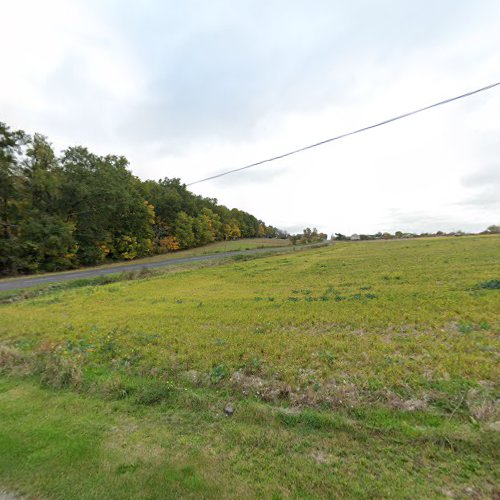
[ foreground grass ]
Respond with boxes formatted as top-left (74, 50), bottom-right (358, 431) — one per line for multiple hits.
top-left (0, 377), bottom-right (498, 499)
top-left (0, 235), bottom-right (499, 497)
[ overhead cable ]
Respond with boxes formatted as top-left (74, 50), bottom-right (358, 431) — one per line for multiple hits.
top-left (186, 81), bottom-right (500, 186)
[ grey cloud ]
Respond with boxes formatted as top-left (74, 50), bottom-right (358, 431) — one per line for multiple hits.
top-left (461, 164), bottom-right (500, 188)
top-left (38, 54), bottom-right (127, 153)
top-left (113, 0), bottom-right (475, 153)
top-left (382, 206), bottom-right (492, 234)
top-left (460, 164), bottom-right (500, 210)
top-left (210, 164), bottom-right (289, 187)
top-left (281, 224), bottom-right (323, 235)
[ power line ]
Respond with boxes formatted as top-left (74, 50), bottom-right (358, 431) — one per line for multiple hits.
top-left (186, 81), bottom-right (500, 186)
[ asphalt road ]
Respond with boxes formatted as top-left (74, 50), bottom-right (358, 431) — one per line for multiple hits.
top-left (0, 247), bottom-right (290, 292)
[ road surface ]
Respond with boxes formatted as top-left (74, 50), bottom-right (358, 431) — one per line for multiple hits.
top-left (0, 247), bottom-right (291, 292)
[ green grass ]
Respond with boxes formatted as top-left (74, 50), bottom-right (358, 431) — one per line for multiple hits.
top-left (0, 235), bottom-right (499, 498)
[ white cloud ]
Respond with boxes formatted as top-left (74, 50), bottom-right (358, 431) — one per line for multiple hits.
top-left (1, 0), bottom-right (499, 234)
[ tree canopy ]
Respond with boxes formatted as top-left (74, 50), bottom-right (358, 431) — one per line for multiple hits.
top-left (0, 121), bottom-right (283, 276)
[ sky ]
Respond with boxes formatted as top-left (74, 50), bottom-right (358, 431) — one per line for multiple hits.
top-left (1, 0), bottom-right (499, 235)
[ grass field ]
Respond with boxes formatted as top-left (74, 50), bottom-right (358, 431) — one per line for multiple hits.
top-left (0, 236), bottom-right (499, 498)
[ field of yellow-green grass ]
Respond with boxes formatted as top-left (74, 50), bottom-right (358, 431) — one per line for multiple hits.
top-left (0, 235), bottom-right (498, 498)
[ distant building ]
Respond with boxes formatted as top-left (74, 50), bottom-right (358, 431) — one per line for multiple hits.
top-left (350, 234), bottom-right (360, 241)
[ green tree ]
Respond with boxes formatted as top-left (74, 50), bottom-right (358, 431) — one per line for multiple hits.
top-left (60, 148), bottom-right (153, 264)
top-left (22, 134), bottom-right (60, 212)
top-left (0, 120), bottom-right (279, 275)
top-left (174, 211), bottom-right (195, 249)
top-left (0, 123), bottom-right (27, 275)
top-left (17, 213), bottom-right (77, 273)
top-left (224, 219), bottom-right (241, 240)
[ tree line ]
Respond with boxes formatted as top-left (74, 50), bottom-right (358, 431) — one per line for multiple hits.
top-left (0, 122), bottom-right (284, 276)
top-left (288, 227), bottom-right (328, 245)
top-left (332, 225), bottom-right (500, 241)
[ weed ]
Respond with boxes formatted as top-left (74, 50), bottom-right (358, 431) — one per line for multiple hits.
top-left (135, 380), bottom-right (175, 405)
top-left (318, 350), bottom-right (336, 365)
top-left (210, 364), bottom-right (228, 383)
top-left (278, 409), bottom-right (339, 430)
top-left (457, 321), bottom-right (473, 334)
top-left (36, 352), bottom-right (83, 389)
top-left (241, 357), bottom-right (263, 375)
top-left (0, 345), bottom-right (29, 375)
top-left (116, 463), bottom-right (139, 474)
top-left (99, 376), bottom-right (132, 400)
top-left (476, 279), bottom-right (500, 290)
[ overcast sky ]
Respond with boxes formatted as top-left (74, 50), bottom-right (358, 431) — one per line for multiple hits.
top-left (1, 0), bottom-right (499, 235)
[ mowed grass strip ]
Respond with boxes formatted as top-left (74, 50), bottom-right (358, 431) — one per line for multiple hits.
top-left (0, 377), bottom-right (498, 499)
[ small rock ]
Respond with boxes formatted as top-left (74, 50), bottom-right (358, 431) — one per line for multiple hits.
top-left (224, 404), bottom-right (234, 416)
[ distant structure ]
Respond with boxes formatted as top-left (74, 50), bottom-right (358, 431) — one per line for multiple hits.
top-left (350, 234), bottom-right (361, 241)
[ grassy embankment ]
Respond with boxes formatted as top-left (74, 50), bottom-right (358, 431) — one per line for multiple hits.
top-left (0, 236), bottom-right (499, 498)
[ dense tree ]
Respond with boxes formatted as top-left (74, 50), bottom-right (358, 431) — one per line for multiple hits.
top-left (17, 213), bottom-right (77, 273)
top-left (0, 121), bottom-right (279, 276)
top-left (224, 219), bottom-right (241, 240)
top-left (0, 123), bottom-right (28, 274)
top-left (58, 148), bottom-right (154, 264)
top-left (174, 211), bottom-right (196, 249)
top-left (22, 134), bottom-right (59, 212)
top-left (289, 228), bottom-right (327, 245)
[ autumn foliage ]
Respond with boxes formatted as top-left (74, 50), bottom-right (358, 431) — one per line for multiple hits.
top-left (0, 121), bottom-right (285, 275)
